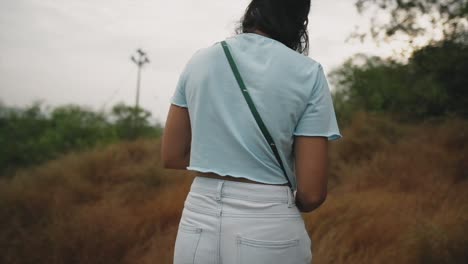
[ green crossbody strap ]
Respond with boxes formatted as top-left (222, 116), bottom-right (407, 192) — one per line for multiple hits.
top-left (220, 41), bottom-right (293, 191)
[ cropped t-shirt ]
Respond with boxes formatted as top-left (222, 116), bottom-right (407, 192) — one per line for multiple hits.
top-left (170, 33), bottom-right (343, 190)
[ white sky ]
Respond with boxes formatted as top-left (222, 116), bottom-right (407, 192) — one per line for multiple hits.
top-left (0, 0), bottom-right (395, 125)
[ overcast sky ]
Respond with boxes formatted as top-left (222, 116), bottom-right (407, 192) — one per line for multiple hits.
top-left (0, 0), bottom-right (394, 125)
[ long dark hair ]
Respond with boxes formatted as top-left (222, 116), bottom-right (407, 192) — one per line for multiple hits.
top-left (236, 0), bottom-right (311, 55)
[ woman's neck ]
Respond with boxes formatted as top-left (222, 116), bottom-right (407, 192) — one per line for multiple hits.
top-left (252, 29), bottom-right (270, 38)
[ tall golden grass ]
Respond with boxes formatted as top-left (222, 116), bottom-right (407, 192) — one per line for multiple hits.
top-left (1, 111), bottom-right (467, 264)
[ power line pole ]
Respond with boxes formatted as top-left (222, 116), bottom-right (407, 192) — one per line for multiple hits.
top-left (131, 49), bottom-right (150, 111)
top-left (130, 49), bottom-right (150, 139)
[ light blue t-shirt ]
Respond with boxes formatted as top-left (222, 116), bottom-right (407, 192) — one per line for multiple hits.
top-left (170, 32), bottom-right (342, 190)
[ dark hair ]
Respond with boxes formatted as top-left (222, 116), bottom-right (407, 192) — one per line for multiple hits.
top-left (236, 0), bottom-right (311, 55)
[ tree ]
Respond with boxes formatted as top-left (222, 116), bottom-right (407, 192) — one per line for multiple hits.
top-left (110, 103), bottom-right (160, 140)
top-left (350, 0), bottom-right (468, 49)
top-left (329, 38), bottom-right (468, 121)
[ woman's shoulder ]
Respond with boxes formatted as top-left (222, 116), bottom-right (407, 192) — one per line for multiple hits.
top-left (183, 36), bottom-right (323, 78)
top-left (181, 41), bottom-right (224, 70)
top-left (279, 45), bottom-right (322, 70)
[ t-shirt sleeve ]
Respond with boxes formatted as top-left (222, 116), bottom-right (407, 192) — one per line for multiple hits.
top-left (293, 64), bottom-right (343, 141)
top-left (170, 64), bottom-right (189, 108)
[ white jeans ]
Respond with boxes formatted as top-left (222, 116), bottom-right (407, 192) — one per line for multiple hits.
top-left (173, 176), bottom-right (313, 264)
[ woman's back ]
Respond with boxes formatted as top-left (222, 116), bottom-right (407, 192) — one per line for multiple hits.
top-left (170, 32), bottom-right (342, 189)
top-left (164, 1), bottom-right (344, 262)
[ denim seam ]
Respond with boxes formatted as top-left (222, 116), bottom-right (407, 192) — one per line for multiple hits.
top-left (185, 203), bottom-right (221, 217)
top-left (216, 181), bottom-right (224, 264)
top-left (221, 194), bottom-right (287, 203)
top-left (185, 203), bottom-right (300, 218)
top-left (190, 188), bottom-right (288, 203)
top-left (221, 213), bottom-right (301, 218)
top-left (192, 231), bottom-right (202, 263)
top-left (217, 198), bottom-right (223, 263)
top-left (190, 191), bottom-right (288, 203)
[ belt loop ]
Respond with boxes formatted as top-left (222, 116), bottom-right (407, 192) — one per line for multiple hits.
top-left (287, 187), bottom-right (293, 208)
top-left (215, 180), bottom-right (224, 201)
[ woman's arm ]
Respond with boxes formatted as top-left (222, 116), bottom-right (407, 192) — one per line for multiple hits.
top-left (293, 136), bottom-right (329, 213)
top-left (161, 104), bottom-right (191, 169)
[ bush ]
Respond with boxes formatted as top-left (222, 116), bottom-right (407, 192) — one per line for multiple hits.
top-left (329, 39), bottom-right (468, 123)
top-left (0, 101), bottom-right (163, 177)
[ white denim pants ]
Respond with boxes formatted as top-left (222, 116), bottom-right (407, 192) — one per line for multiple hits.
top-left (173, 176), bottom-right (312, 264)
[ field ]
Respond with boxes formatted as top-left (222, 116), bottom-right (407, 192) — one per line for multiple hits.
top-left (1, 111), bottom-right (467, 264)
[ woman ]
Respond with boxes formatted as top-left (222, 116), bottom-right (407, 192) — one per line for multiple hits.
top-left (162, 0), bottom-right (342, 263)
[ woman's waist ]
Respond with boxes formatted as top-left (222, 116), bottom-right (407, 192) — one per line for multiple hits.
top-left (189, 174), bottom-right (292, 202)
top-left (195, 171), bottom-right (289, 186)
top-left (185, 175), bottom-right (299, 217)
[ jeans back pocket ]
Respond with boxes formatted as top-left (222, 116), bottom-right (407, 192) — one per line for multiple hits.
top-left (237, 235), bottom-right (307, 264)
top-left (173, 223), bottom-right (202, 264)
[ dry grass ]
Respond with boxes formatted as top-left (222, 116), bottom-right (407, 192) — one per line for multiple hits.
top-left (1, 111), bottom-right (467, 263)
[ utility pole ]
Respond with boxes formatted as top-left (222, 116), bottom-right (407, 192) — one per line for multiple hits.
top-left (130, 49), bottom-right (150, 138)
top-left (131, 49), bottom-right (150, 111)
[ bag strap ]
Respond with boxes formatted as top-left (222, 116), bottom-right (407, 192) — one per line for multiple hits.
top-left (220, 40), bottom-right (293, 191)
